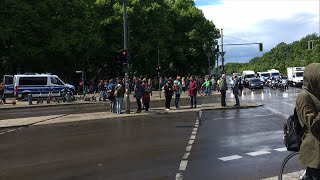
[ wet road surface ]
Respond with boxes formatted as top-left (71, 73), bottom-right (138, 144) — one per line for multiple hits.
top-left (0, 87), bottom-right (302, 179)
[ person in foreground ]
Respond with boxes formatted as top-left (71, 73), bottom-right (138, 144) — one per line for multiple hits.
top-left (296, 63), bottom-right (320, 179)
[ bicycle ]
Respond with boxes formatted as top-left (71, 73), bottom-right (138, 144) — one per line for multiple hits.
top-left (278, 151), bottom-right (306, 180)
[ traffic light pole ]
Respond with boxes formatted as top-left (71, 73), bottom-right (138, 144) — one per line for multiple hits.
top-left (221, 28), bottom-right (225, 73)
top-left (158, 45), bottom-right (161, 99)
top-left (123, 0), bottom-right (130, 114)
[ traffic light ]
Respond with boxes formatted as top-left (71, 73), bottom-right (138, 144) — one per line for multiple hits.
top-left (308, 41), bottom-right (313, 50)
top-left (120, 49), bottom-right (128, 59)
top-left (259, 43), bottom-right (263, 52)
top-left (116, 49), bottom-right (128, 64)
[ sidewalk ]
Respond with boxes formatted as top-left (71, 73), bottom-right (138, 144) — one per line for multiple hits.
top-left (0, 91), bottom-right (220, 110)
top-left (0, 101), bottom-right (262, 129)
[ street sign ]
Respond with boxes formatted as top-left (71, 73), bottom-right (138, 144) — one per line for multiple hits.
top-left (218, 52), bottom-right (226, 57)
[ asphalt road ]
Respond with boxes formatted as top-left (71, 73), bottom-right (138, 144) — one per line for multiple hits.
top-left (0, 112), bottom-right (197, 180)
top-left (0, 87), bottom-right (304, 180)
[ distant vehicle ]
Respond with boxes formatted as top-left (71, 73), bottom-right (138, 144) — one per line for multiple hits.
top-left (248, 78), bottom-right (263, 89)
top-left (3, 73), bottom-right (75, 99)
top-left (242, 70), bottom-right (256, 87)
top-left (267, 69), bottom-right (281, 79)
top-left (226, 75), bottom-right (233, 88)
top-left (287, 67), bottom-right (304, 87)
top-left (257, 71), bottom-right (270, 85)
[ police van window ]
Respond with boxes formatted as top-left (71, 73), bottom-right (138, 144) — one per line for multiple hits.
top-left (51, 77), bottom-right (64, 85)
top-left (19, 77), bottom-right (47, 85)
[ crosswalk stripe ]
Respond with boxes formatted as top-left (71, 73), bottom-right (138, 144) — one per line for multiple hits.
top-left (274, 147), bottom-right (287, 152)
top-left (246, 150), bottom-right (271, 156)
top-left (218, 155), bottom-right (243, 161)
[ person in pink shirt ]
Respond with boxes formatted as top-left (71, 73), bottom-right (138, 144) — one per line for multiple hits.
top-left (188, 76), bottom-right (198, 108)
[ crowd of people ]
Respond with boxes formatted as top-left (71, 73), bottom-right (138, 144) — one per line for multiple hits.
top-left (92, 74), bottom-right (242, 114)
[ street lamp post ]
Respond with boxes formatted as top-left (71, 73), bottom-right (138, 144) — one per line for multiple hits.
top-left (158, 45), bottom-right (161, 98)
top-left (221, 28), bottom-right (225, 73)
top-left (123, 0), bottom-right (130, 113)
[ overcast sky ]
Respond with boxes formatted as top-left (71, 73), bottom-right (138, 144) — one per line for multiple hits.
top-left (196, 0), bottom-right (320, 64)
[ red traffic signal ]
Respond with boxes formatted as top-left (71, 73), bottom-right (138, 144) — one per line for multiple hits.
top-left (120, 49), bottom-right (128, 58)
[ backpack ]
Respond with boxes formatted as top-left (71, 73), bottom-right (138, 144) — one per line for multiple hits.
top-left (283, 108), bottom-right (307, 152)
top-left (173, 83), bottom-right (179, 92)
top-left (106, 85), bottom-right (115, 100)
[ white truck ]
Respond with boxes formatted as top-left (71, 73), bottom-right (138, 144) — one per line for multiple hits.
top-left (267, 69), bottom-right (281, 79)
top-left (242, 70), bottom-right (256, 88)
top-left (287, 67), bottom-right (305, 87)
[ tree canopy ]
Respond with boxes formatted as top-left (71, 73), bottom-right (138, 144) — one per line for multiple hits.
top-left (224, 33), bottom-right (320, 75)
top-left (0, 0), bottom-right (220, 82)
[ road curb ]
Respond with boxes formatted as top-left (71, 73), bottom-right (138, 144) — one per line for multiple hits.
top-left (0, 103), bottom-right (263, 130)
top-left (200, 103), bottom-right (263, 111)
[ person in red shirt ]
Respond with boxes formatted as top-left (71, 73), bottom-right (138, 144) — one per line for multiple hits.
top-left (188, 76), bottom-right (198, 108)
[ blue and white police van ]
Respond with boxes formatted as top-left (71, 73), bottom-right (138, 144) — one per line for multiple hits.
top-left (3, 73), bottom-right (75, 99)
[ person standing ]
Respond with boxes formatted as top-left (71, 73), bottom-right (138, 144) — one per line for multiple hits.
top-left (163, 79), bottom-right (174, 110)
top-left (134, 79), bottom-right (143, 113)
top-left (107, 79), bottom-right (116, 113)
top-left (219, 74), bottom-right (228, 107)
top-left (173, 76), bottom-right (183, 109)
top-left (114, 79), bottom-right (125, 114)
top-left (182, 77), bottom-right (186, 93)
top-left (0, 80), bottom-right (5, 103)
top-left (295, 63), bottom-right (320, 179)
top-left (142, 78), bottom-right (151, 112)
top-left (233, 75), bottom-right (240, 106)
top-left (188, 76), bottom-right (198, 108)
top-left (202, 78), bottom-right (211, 96)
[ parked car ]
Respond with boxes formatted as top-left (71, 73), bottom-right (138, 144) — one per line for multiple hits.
top-left (248, 78), bottom-right (263, 89)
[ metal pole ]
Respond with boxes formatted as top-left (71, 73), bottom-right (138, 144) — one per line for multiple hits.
top-left (221, 28), bottom-right (224, 73)
top-left (123, 0), bottom-right (130, 113)
top-left (208, 55), bottom-right (210, 77)
top-left (82, 71), bottom-right (84, 95)
top-left (158, 45), bottom-right (161, 98)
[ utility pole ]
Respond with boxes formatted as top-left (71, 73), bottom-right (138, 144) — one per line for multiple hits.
top-left (123, 0), bottom-right (130, 113)
top-left (158, 45), bottom-right (161, 98)
top-left (221, 28), bottom-right (225, 73)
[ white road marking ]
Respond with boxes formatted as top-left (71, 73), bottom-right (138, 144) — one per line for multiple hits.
top-left (193, 128), bottom-right (197, 131)
top-left (186, 145), bottom-right (192, 152)
top-left (272, 99), bottom-right (295, 107)
top-left (188, 140), bottom-right (194, 145)
top-left (252, 114), bottom-right (271, 117)
top-left (6, 129), bottom-right (15, 132)
top-left (191, 131), bottom-right (197, 135)
top-left (213, 117), bottom-right (236, 121)
top-left (179, 160), bottom-right (188, 170)
top-left (190, 135), bottom-right (196, 140)
top-left (175, 173), bottom-right (183, 180)
top-left (218, 155), bottom-right (243, 161)
top-left (246, 150), bottom-right (271, 156)
top-left (274, 147), bottom-right (287, 152)
top-left (264, 106), bottom-right (289, 118)
top-left (182, 152), bottom-right (190, 159)
top-left (194, 124), bottom-right (199, 128)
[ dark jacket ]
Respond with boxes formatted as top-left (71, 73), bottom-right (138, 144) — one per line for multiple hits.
top-left (296, 63), bottom-right (320, 169)
top-left (163, 83), bottom-right (174, 97)
top-left (219, 78), bottom-right (227, 91)
top-left (134, 83), bottom-right (143, 99)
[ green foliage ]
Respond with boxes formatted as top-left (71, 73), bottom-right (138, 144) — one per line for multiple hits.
top-left (224, 33), bottom-right (320, 75)
top-left (0, 0), bottom-right (219, 81)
